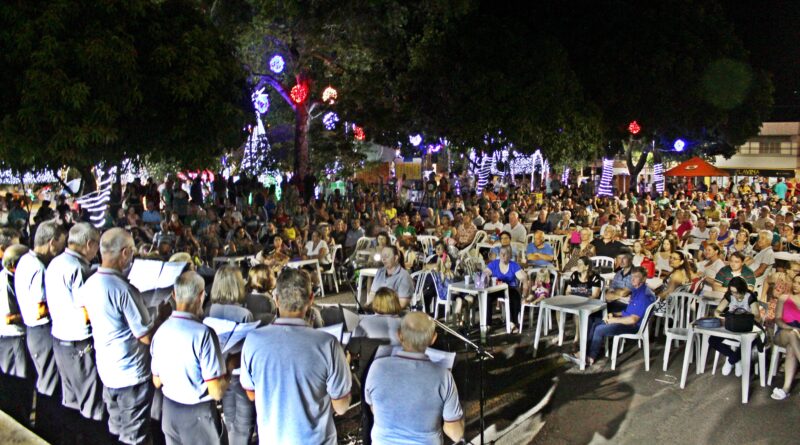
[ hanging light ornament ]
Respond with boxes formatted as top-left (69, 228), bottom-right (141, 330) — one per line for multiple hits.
top-left (322, 86), bottom-right (338, 104)
top-left (673, 139), bottom-right (686, 152)
top-left (290, 82), bottom-right (309, 104)
top-left (352, 124), bottom-right (365, 141)
top-left (653, 163), bottom-right (665, 193)
top-left (628, 120), bottom-right (641, 135)
top-left (597, 158), bottom-right (615, 196)
top-left (251, 87), bottom-right (269, 114)
top-left (323, 111), bottom-right (339, 130)
top-left (269, 55), bottom-right (285, 73)
top-left (409, 134), bottom-right (422, 147)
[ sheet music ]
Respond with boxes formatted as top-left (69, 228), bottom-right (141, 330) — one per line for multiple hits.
top-left (374, 345), bottom-right (456, 370)
top-left (203, 318), bottom-right (261, 354)
top-left (127, 259), bottom-right (188, 293)
top-left (342, 308), bottom-right (362, 332)
top-left (156, 262), bottom-right (188, 289)
top-left (317, 323), bottom-right (344, 342)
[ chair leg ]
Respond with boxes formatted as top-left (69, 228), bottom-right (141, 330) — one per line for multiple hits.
top-left (663, 334), bottom-right (673, 372)
top-left (643, 334), bottom-right (650, 371)
top-left (611, 337), bottom-right (620, 370)
top-left (768, 347), bottom-right (780, 386)
top-left (712, 351), bottom-right (719, 375)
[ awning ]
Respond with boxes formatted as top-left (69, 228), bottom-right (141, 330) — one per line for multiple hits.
top-left (724, 168), bottom-right (794, 178)
top-left (665, 157), bottom-right (729, 177)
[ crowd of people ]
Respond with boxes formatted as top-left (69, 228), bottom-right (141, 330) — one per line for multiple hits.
top-left (0, 169), bottom-right (799, 444)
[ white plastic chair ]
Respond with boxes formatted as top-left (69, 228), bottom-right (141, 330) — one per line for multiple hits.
top-left (519, 268), bottom-right (559, 331)
top-left (662, 292), bottom-right (701, 371)
top-left (410, 270), bottom-right (428, 311)
top-left (590, 256), bottom-right (615, 272)
top-left (321, 245), bottom-right (341, 293)
top-left (768, 344), bottom-right (787, 385)
top-left (543, 234), bottom-right (566, 269)
top-left (609, 301), bottom-right (658, 371)
top-left (416, 235), bottom-right (439, 256)
top-left (459, 230), bottom-right (487, 258)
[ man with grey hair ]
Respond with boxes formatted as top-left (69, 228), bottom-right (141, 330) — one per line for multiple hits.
top-left (241, 268), bottom-right (351, 444)
top-left (749, 229), bottom-right (776, 278)
top-left (151, 271), bottom-right (227, 445)
top-left (46, 222), bottom-right (105, 432)
top-left (365, 312), bottom-right (464, 444)
top-left (502, 211), bottom-right (527, 244)
top-left (80, 228), bottom-right (155, 445)
top-left (14, 219), bottom-right (66, 442)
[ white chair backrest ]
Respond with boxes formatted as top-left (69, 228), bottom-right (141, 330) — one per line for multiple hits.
top-left (354, 237), bottom-right (375, 252)
top-left (527, 268), bottom-right (559, 298)
top-left (417, 235), bottom-right (439, 256)
top-left (389, 234), bottom-right (397, 245)
top-left (473, 230), bottom-right (488, 245)
top-left (637, 301), bottom-right (659, 335)
top-left (590, 256), bottom-right (615, 270)
top-left (410, 270), bottom-right (427, 307)
top-left (526, 233), bottom-right (535, 245)
top-left (666, 291), bottom-right (700, 329)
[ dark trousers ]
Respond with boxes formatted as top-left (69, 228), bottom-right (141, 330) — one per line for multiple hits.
top-left (162, 397), bottom-right (222, 445)
top-left (708, 336), bottom-right (741, 364)
top-left (223, 374), bottom-right (255, 445)
top-left (487, 287), bottom-right (522, 328)
top-left (587, 318), bottom-right (639, 361)
top-left (52, 337), bottom-right (105, 421)
top-left (104, 380), bottom-right (153, 445)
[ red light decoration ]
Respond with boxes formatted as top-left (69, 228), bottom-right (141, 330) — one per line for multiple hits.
top-left (628, 120), bottom-right (641, 135)
top-left (290, 83), bottom-right (309, 104)
top-left (353, 125), bottom-right (365, 141)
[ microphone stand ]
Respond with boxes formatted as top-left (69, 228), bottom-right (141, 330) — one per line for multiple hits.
top-left (432, 318), bottom-right (493, 445)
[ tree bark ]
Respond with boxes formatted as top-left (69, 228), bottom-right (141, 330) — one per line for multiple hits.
top-left (77, 165), bottom-right (97, 194)
top-left (625, 140), bottom-right (649, 193)
top-left (294, 104), bottom-right (310, 181)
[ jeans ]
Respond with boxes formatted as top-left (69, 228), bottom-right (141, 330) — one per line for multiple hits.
top-left (587, 321), bottom-right (639, 361)
top-left (708, 336), bottom-right (740, 364)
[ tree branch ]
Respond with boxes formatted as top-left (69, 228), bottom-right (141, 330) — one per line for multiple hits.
top-left (254, 74), bottom-right (296, 113)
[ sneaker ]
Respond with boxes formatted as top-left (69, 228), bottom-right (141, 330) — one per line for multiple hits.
top-left (721, 360), bottom-right (733, 376)
top-left (562, 353), bottom-right (583, 367)
top-left (735, 362), bottom-right (742, 377)
top-left (771, 387), bottom-right (789, 401)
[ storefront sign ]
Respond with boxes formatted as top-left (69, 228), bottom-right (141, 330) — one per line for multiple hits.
top-left (726, 168), bottom-right (794, 178)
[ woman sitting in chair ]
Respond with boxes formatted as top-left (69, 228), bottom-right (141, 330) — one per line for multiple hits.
top-left (482, 245), bottom-right (529, 334)
top-left (565, 256), bottom-right (602, 299)
top-left (709, 276), bottom-right (761, 377)
top-left (771, 274), bottom-right (800, 400)
top-left (352, 287), bottom-right (403, 345)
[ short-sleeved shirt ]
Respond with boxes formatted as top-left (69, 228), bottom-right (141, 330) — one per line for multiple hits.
top-left (370, 267), bottom-right (413, 300)
top-left (0, 270), bottom-right (24, 337)
top-left (46, 249), bottom-right (93, 341)
top-left (151, 311), bottom-right (225, 405)
top-left (610, 268), bottom-right (634, 291)
top-left (751, 246), bottom-right (775, 273)
top-left (487, 260), bottom-right (523, 288)
top-left (80, 267), bottom-right (153, 389)
top-left (502, 223), bottom-right (527, 244)
top-left (621, 285), bottom-right (656, 327)
top-left (208, 303), bottom-right (253, 324)
top-left (240, 317), bottom-right (351, 445)
top-left (14, 251), bottom-right (49, 327)
top-left (714, 266), bottom-right (756, 289)
top-left (352, 314), bottom-right (401, 345)
top-left (567, 271), bottom-right (602, 298)
top-left (365, 350), bottom-right (463, 445)
top-left (526, 242), bottom-right (554, 268)
top-left (394, 225), bottom-right (416, 238)
top-left (592, 239), bottom-right (624, 260)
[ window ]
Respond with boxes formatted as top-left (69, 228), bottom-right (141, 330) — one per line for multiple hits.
top-left (760, 141), bottom-right (781, 154)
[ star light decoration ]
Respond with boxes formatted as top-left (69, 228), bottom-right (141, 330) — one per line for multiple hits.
top-left (597, 158), bottom-right (615, 196)
top-left (352, 124), bottom-right (365, 141)
top-left (322, 86), bottom-right (338, 104)
top-left (323, 111), bottom-right (339, 130)
top-left (290, 82), bottom-right (309, 104)
top-left (628, 120), bottom-right (641, 135)
top-left (251, 88), bottom-right (269, 114)
top-left (269, 55), bottom-right (285, 73)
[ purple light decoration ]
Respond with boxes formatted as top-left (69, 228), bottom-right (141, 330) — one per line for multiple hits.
top-left (653, 163), bottom-right (665, 193)
top-left (251, 88), bottom-right (269, 114)
top-left (428, 144), bottom-right (442, 153)
top-left (323, 112), bottom-right (339, 130)
top-left (597, 158), bottom-right (615, 197)
top-left (409, 134), bottom-right (422, 146)
top-left (269, 55), bottom-right (285, 73)
top-left (562, 168), bottom-right (570, 185)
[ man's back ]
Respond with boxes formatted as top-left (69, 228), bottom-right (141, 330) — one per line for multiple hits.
top-left (366, 351), bottom-right (462, 445)
top-left (240, 318), bottom-right (351, 445)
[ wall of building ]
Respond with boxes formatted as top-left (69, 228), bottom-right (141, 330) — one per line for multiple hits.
top-left (713, 121), bottom-right (800, 178)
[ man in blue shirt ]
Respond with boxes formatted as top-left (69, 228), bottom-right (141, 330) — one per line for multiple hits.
top-left (365, 312), bottom-right (464, 444)
top-left (572, 267), bottom-right (655, 367)
top-left (526, 230), bottom-right (555, 268)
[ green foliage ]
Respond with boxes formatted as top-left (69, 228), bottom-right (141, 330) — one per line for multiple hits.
top-left (0, 0), bottom-right (247, 173)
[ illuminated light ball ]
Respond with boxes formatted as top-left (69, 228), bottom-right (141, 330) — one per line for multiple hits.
top-left (429, 144), bottom-right (442, 153)
top-left (674, 139), bottom-right (686, 152)
top-left (290, 83), bottom-right (309, 104)
top-left (409, 134), bottom-right (422, 146)
top-left (352, 125), bottom-right (366, 141)
top-left (323, 111), bottom-right (339, 130)
top-left (322, 86), bottom-right (338, 104)
top-left (628, 120), bottom-right (641, 135)
top-left (252, 91), bottom-right (269, 114)
top-left (269, 55), bottom-right (285, 73)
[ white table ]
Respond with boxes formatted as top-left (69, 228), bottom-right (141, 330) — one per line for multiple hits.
top-left (774, 251), bottom-right (800, 262)
top-left (533, 295), bottom-right (607, 371)
top-left (680, 325), bottom-right (766, 403)
top-left (356, 268), bottom-right (378, 307)
top-left (287, 259), bottom-right (325, 298)
top-left (447, 281), bottom-right (511, 334)
top-left (213, 255), bottom-right (255, 268)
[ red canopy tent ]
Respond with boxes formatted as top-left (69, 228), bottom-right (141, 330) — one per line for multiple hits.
top-left (665, 156), bottom-right (729, 177)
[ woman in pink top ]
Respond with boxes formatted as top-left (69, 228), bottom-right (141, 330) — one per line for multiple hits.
top-left (771, 274), bottom-right (800, 400)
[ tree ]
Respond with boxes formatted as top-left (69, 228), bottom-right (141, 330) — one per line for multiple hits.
top-left (0, 0), bottom-right (247, 192)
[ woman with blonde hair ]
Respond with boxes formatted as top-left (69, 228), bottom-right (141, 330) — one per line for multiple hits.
top-left (352, 287), bottom-right (403, 345)
top-left (245, 264), bottom-right (277, 325)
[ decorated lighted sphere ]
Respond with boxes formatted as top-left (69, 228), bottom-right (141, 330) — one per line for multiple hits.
top-left (323, 112), bottom-right (339, 130)
top-left (322, 86), bottom-right (338, 104)
top-left (290, 83), bottom-right (309, 104)
top-left (269, 55), bottom-right (285, 73)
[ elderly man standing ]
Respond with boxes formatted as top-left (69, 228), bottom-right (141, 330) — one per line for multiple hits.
top-left (365, 312), bottom-right (464, 444)
top-left (241, 268), bottom-right (351, 444)
top-left (46, 223), bottom-right (106, 433)
top-left (80, 228), bottom-right (155, 445)
top-left (15, 220), bottom-right (66, 442)
top-left (151, 271), bottom-right (228, 445)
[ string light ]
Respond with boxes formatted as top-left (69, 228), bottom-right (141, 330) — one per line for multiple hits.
top-left (251, 87), bottom-right (269, 114)
top-left (352, 124), bottom-right (365, 141)
top-left (562, 167), bottom-right (570, 185)
top-left (0, 170), bottom-right (58, 185)
top-left (628, 120), bottom-right (641, 135)
top-left (290, 82), bottom-right (309, 104)
top-left (269, 55), bottom-right (285, 73)
top-left (597, 158), bottom-right (615, 196)
top-left (323, 112), bottom-right (339, 130)
top-left (476, 153), bottom-right (491, 195)
top-left (322, 86), bottom-right (338, 104)
top-left (409, 134), bottom-right (422, 147)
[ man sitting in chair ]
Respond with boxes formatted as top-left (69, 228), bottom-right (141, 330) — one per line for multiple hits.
top-left (569, 267), bottom-right (655, 367)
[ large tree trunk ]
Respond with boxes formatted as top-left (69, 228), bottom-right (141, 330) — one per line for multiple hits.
top-left (77, 165), bottom-right (97, 194)
top-left (625, 140), bottom-right (649, 193)
top-left (294, 104), bottom-right (310, 181)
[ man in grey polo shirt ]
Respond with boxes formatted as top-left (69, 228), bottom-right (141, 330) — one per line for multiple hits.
top-left (81, 228), bottom-right (155, 445)
top-left (241, 268), bottom-right (351, 444)
top-left (365, 312), bottom-right (464, 444)
top-left (368, 246), bottom-right (413, 308)
top-left (47, 223), bottom-right (105, 428)
top-left (151, 271), bottom-right (228, 445)
top-left (15, 220), bottom-right (66, 442)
